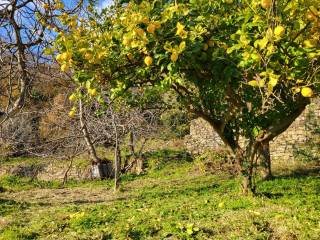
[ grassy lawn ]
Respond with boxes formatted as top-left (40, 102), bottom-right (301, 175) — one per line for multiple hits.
top-left (0, 151), bottom-right (319, 240)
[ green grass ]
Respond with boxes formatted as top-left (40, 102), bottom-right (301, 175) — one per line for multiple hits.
top-left (0, 151), bottom-right (319, 240)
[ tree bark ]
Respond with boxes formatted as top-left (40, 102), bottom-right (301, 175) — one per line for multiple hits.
top-left (258, 141), bottom-right (272, 180)
top-left (239, 140), bottom-right (258, 195)
top-left (79, 99), bottom-right (110, 180)
top-left (111, 109), bottom-right (120, 191)
top-left (79, 99), bottom-right (100, 164)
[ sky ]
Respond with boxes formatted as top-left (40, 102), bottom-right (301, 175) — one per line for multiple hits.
top-left (0, 0), bottom-right (114, 44)
top-left (0, 0), bottom-right (113, 11)
top-left (97, 0), bottom-right (113, 10)
top-left (0, 0), bottom-right (10, 10)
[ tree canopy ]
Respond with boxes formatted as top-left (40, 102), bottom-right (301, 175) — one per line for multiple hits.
top-left (53, 0), bottom-right (320, 192)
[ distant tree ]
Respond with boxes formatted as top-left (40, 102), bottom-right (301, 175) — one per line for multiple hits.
top-left (54, 0), bottom-right (319, 194)
top-left (0, 1), bottom-right (86, 190)
top-left (0, 0), bottom-right (86, 125)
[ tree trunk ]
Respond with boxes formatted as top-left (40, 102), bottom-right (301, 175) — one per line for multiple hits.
top-left (234, 141), bottom-right (258, 195)
top-left (123, 131), bottom-right (134, 171)
top-left (79, 99), bottom-right (113, 179)
top-left (258, 141), bottom-right (272, 180)
top-left (112, 109), bottom-right (120, 191)
top-left (114, 143), bottom-right (121, 191)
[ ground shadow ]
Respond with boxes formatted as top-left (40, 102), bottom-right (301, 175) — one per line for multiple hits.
top-left (0, 198), bottom-right (30, 216)
top-left (256, 164), bottom-right (320, 198)
top-left (272, 166), bottom-right (320, 180)
top-left (143, 149), bottom-right (193, 171)
top-left (255, 192), bottom-right (285, 199)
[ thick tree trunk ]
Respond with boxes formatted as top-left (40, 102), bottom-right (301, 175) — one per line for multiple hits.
top-left (241, 174), bottom-right (254, 195)
top-left (258, 141), bottom-right (273, 180)
top-left (234, 141), bottom-right (258, 195)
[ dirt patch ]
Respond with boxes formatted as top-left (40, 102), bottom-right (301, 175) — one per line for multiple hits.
top-left (0, 187), bottom-right (132, 205)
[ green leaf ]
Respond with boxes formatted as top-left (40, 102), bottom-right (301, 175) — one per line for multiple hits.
top-left (44, 48), bottom-right (54, 55)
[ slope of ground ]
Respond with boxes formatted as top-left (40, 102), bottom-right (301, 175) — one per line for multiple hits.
top-left (0, 150), bottom-right (319, 240)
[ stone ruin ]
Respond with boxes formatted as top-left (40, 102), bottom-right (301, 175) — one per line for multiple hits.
top-left (185, 99), bottom-right (320, 161)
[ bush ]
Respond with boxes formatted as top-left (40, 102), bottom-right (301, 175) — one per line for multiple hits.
top-left (194, 150), bottom-right (235, 175)
top-left (160, 109), bottom-right (190, 138)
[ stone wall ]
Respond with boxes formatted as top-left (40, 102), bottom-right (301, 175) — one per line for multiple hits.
top-left (0, 161), bottom-right (92, 181)
top-left (185, 99), bottom-right (320, 161)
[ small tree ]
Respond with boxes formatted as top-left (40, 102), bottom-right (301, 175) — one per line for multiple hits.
top-left (0, 0), bottom-right (85, 125)
top-left (54, 0), bottom-right (319, 194)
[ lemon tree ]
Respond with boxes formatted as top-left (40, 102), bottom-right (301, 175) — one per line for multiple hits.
top-left (54, 0), bottom-right (319, 194)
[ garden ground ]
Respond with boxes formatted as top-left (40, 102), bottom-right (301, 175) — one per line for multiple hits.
top-left (0, 149), bottom-right (319, 240)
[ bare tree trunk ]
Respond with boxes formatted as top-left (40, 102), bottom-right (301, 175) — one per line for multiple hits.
top-left (79, 99), bottom-right (100, 163)
top-left (0, 15), bottom-right (29, 126)
top-left (128, 131), bottom-right (134, 156)
top-left (79, 99), bottom-right (107, 179)
top-left (123, 138), bottom-right (147, 174)
top-left (63, 158), bottom-right (73, 185)
top-left (111, 110), bottom-right (120, 191)
top-left (123, 131), bottom-right (134, 171)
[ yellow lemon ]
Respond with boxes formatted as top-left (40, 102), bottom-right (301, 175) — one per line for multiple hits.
top-left (274, 25), bottom-right (285, 37)
top-left (303, 39), bottom-right (317, 48)
top-left (69, 110), bottom-right (75, 118)
top-left (144, 56), bottom-right (153, 66)
top-left (147, 24), bottom-right (156, 34)
top-left (301, 87), bottom-right (313, 97)
top-left (88, 88), bottom-right (97, 96)
top-left (261, 0), bottom-right (272, 9)
top-left (56, 54), bottom-right (63, 63)
top-left (61, 64), bottom-right (69, 72)
top-left (68, 94), bottom-right (76, 101)
top-left (218, 202), bottom-right (225, 208)
top-left (170, 52), bottom-right (179, 62)
top-left (176, 22), bottom-right (186, 37)
top-left (60, 52), bottom-right (72, 61)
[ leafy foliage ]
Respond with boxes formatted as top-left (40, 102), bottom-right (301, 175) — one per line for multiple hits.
top-left (52, 0), bottom-right (319, 192)
top-left (53, 0), bottom-right (319, 139)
